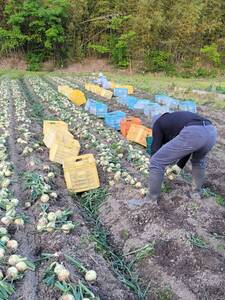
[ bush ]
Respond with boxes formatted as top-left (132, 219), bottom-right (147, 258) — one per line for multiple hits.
top-left (26, 52), bottom-right (44, 71)
top-left (144, 50), bottom-right (173, 73)
top-left (200, 43), bottom-right (221, 66)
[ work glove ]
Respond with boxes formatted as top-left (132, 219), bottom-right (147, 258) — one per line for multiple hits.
top-left (165, 165), bottom-right (181, 180)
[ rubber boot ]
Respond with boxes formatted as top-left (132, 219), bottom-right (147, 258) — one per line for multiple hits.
top-left (149, 171), bottom-right (164, 199)
top-left (191, 162), bottom-right (205, 199)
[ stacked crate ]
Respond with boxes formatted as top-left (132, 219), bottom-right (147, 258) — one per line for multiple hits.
top-left (43, 120), bottom-right (100, 193)
top-left (58, 85), bottom-right (86, 106)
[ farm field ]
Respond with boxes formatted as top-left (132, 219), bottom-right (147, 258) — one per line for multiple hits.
top-left (0, 73), bottom-right (225, 300)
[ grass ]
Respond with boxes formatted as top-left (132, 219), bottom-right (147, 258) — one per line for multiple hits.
top-left (186, 234), bottom-right (208, 249)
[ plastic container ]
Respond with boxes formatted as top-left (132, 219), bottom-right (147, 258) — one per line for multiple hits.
top-left (120, 117), bottom-right (142, 137)
top-left (85, 99), bottom-right (96, 111)
top-left (127, 124), bottom-right (152, 147)
top-left (120, 85), bottom-right (134, 95)
top-left (134, 99), bottom-right (151, 111)
top-left (155, 94), bottom-right (171, 105)
top-left (168, 98), bottom-right (180, 110)
top-left (105, 111), bottom-right (126, 130)
top-left (124, 96), bottom-right (138, 109)
top-left (144, 103), bottom-right (161, 117)
top-left (43, 120), bottom-right (68, 136)
top-left (63, 154), bottom-right (100, 193)
top-left (89, 101), bottom-right (108, 118)
top-left (100, 88), bottom-right (113, 100)
top-left (113, 88), bottom-right (128, 97)
top-left (49, 140), bottom-right (80, 164)
top-left (43, 128), bottom-right (74, 149)
top-left (67, 89), bottom-right (86, 106)
top-left (179, 100), bottom-right (197, 113)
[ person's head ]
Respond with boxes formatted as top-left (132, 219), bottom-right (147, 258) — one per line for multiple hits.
top-left (99, 72), bottom-right (103, 77)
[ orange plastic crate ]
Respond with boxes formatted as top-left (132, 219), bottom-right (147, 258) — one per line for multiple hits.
top-left (120, 117), bottom-right (142, 137)
top-left (43, 128), bottom-right (74, 149)
top-left (43, 120), bottom-right (68, 136)
top-left (127, 124), bottom-right (152, 147)
top-left (49, 140), bottom-right (80, 164)
top-left (63, 154), bottom-right (100, 193)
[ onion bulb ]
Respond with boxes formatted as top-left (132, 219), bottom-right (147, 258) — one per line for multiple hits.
top-left (6, 267), bottom-right (18, 279)
top-left (4, 170), bottom-right (12, 177)
top-left (14, 218), bottom-right (24, 226)
top-left (57, 269), bottom-right (70, 281)
top-left (7, 240), bottom-right (18, 251)
top-left (85, 270), bottom-right (97, 282)
top-left (61, 223), bottom-right (74, 234)
top-left (0, 248), bottom-right (5, 259)
top-left (60, 295), bottom-right (75, 300)
top-left (1, 216), bottom-right (13, 226)
top-left (1, 179), bottom-right (10, 188)
top-left (40, 194), bottom-right (49, 203)
top-left (16, 261), bottom-right (27, 272)
top-left (11, 198), bottom-right (19, 206)
top-left (8, 255), bottom-right (22, 266)
top-left (47, 212), bottom-right (56, 222)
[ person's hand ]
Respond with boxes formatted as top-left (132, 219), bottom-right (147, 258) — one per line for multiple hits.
top-left (166, 165), bottom-right (181, 180)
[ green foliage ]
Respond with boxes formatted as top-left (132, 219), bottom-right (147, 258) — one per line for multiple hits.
top-left (200, 43), bottom-right (221, 66)
top-left (144, 50), bottom-right (173, 73)
top-left (0, 0), bottom-right (224, 73)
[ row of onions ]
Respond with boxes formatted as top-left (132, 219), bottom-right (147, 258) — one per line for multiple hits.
top-left (12, 79), bottom-right (100, 300)
top-left (0, 79), bottom-right (35, 298)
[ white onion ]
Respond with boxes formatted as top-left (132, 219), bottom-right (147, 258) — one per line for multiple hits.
top-left (85, 270), bottom-right (97, 282)
top-left (6, 267), bottom-right (18, 279)
top-left (57, 268), bottom-right (70, 281)
top-left (40, 194), bottom-right (50, 203)
top-left (8, 255), bottom-right (22, 266)
top-left (7, 240), bottom-right (18, 251)
top-left (16, 261), bottom-right (27, 272)
top-left (0, 269), bottom-right (3, 280)
top-left (60, 295), bottom-right (75, 300)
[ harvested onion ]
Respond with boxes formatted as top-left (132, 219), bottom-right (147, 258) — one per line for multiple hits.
top-left (0, 248), bottom-right (5, 259)
top-left (57, 269), bottom-right (70, 281)
top-left (40, 194), bottom-right (50, 203)
top-left (16, 261), bottom-right (27, 272)
top-left (6, 267), bottom-right (18, 279)
top-left (8, 255), bottom-right (22, 266)
top-left (7, 240), bottom-right (18, 251)
top-left (85, 270), bottom-right (97, 282)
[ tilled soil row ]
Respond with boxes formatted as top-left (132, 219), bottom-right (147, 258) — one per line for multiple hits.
top-left (9, 78), bottom-right (136, 300)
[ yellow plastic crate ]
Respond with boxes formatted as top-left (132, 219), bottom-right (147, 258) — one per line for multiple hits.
top-left (94, 86), bottom-right (102, 95)
top-left (49, 140), bottom-right (80, 164)
top-left (100, 88), bottom-right (113, 100)
top-left (120, 85), bottom-right (134, 95)
top-left (68, 89), bottom-right (86, 106)
top-left (43, 120), bottom-right (68, 136)
top-left (43, 128), bottom-right (74, 149)
top-left (63, 154), bottom-right (100, 193)
top-left (127, 124), bottom-right (152, 147)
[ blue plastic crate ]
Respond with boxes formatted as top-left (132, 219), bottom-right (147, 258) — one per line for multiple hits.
top-left (105, 111), bottom-right (126, 130)
top-left (134, 99), bottom-right (152, 111)
top-left (179, 100), bottom-right (197, 113)
top-left (117, 95), bottom-right (129, 105)
top-left (113, 88), bottom-right (128, 97)
top-left (90, 102), bottom-right (108, 118)
top-left (85, 99), bottom-right (97, 111)
top-left (155, 94), bottom-right (175, 106)
top-left (144, 103), bottom-right (161, 117)
top-left (168, 98), bottom-right (180, 110)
